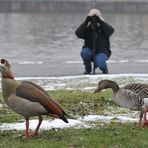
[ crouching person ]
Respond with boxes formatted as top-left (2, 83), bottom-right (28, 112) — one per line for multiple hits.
top-left (75, 8), bottom-right (114, 74)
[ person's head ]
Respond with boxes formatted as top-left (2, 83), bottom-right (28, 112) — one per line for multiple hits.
top-left (88, 8), bottom-right (104, 21)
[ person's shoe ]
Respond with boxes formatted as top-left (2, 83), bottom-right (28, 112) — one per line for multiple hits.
top-left (83, 71), bottom-right (91, 75)
top-left (102, 69), bottom-right (108, 74)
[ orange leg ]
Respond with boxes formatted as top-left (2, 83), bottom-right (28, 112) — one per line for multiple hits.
top-left (22, 116), bottom-right (43, 138)
top-left (24, 118), bottom-right (30, 138)
top-left (142, 107), bottom-right (148, 127)
top-left (30, 116), bottom-right (43, 136)
top-left (139, 110), bottom-right (144, 126)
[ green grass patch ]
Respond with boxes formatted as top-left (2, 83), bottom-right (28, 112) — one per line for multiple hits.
top-left (50, 89), bottom-right (115, 116)
top-left (0, 90), bottom-right (148, 147)
top-left (0, 89), bottom-right (115, 123)
top-left (0, 124), bottom-right (148, 148)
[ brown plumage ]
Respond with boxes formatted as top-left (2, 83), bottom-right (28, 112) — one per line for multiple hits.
top-left (94, 79), bottom-right (148, 127)
top-left (0, 59), bottom-right (68, 138)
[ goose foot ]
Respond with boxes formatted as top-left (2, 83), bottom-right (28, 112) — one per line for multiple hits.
top-left (29, 131), bottom-right (39, 137)
top-left (20, 131), bottom-right (40, 138)
top-left (21, 116), bottom-right (42, 138)
top-left (141, 119), bottom-right (148, 127)
top-left (142, 107), bottom-right (148, 127)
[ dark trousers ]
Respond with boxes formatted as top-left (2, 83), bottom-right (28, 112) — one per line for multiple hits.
top-left (81, 47), bottom-right (109, 73)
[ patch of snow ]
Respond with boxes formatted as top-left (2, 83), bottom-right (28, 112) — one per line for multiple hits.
top-left (0, 103), bottom-right (3, 108)
top-left (81, 114), bottom-right (137, 123)
top-left (82, 115), bottom-right (114, 122)
top-left (1, 74), bottom-right (148, 91)
top-left (0, 119), bottom-right (89, 131)
top-left (19, 61), bottom-right (43, 64)
top-left (0, 114), bottom-right (138, 131)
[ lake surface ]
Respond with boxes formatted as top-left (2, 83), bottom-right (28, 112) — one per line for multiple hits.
top-left (0, 12), bottom-right (148, 64)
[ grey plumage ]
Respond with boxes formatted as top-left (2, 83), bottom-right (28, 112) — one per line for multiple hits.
top-left (94, 79), bottom-right (148, 125)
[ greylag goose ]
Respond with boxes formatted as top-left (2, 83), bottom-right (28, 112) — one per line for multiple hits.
top-left (0, 59), bottom-right (68, 138)
top-left (94, 79), bottom-right (148, 126)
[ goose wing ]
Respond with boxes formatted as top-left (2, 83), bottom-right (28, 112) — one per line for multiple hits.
top-left (15, 81), bottom-right (66, 119)
top-left (117, 89), bottom-right (143, 110)
top-left (123, 83), bottom-right (148, 98)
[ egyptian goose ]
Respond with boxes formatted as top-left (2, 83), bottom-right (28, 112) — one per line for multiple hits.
top-left (0, 59), bottom-right (68, 138)
top-left (94, 79), bottom-right (148, 127)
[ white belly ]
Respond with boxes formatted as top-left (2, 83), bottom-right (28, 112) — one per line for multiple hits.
top-left (6, 94), bottom-right (47, 117)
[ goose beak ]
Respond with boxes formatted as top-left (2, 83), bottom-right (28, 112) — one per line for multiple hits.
top-left (94, 87), bottom-right (101, 94)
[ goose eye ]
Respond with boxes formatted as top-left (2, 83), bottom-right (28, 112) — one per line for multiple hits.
top-left (1, 59), bottom-right (6, 64)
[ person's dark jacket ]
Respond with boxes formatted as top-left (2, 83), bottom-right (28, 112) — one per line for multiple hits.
top-left (75, 18), bottom-right (114, 57)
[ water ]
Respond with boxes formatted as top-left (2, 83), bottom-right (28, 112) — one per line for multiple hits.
top-left (0, 12), bottom-right (148, 64)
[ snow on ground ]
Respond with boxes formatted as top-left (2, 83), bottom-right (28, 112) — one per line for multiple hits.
top-left (1, 73), bottom-right (148, 91)
top-left (0, 114), bottom-right (138, 131)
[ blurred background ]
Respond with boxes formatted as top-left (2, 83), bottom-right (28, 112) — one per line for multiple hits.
top-left (0, 0), bottom-right (148, 76)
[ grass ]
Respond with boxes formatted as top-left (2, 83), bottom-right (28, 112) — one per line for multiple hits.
top-left (0, 90), bottom-right (115, 123)
top-left (0, 124), bottom-right (148, 148)
top-left (0, 90), bottom-right (148, 148)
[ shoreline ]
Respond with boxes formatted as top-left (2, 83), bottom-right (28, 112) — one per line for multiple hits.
top-left (11, 61), bottom-right (148, 77)
top-left (0, 0), bottom-right (148, 13)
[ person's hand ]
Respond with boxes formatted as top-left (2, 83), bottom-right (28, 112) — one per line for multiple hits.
top-left (84, 16), bottom-right (92, 26)
top-left (96, 16), bottom-right (104, 24)
top-left (91, 15), bottom-right (103, 26)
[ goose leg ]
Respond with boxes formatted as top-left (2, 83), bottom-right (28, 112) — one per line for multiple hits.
top-left (31, 116), bottom-right (43, 136)
top-left (139, 110), bottom-right (144, 126)
top-left (24, 117), bottom-right (30, 138)
top-left (142, 107), bottom-right (148, 127)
